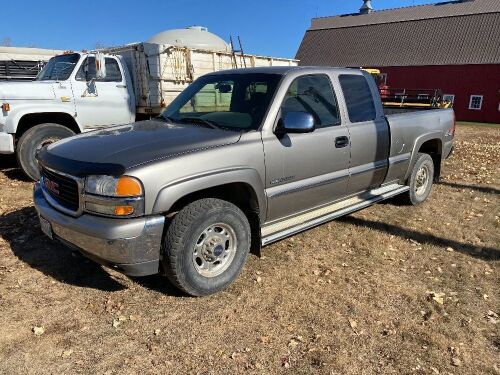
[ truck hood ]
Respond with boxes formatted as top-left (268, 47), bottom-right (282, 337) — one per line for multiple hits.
top-left (37, 120), bottom-right (242, 177)
top-left (0, 81), bottom-right (56, 100)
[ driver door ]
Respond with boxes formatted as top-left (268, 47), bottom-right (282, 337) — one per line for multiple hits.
top-left (71, 56), bottom-right (134, 129)
top-left (263, 74), bottom-right (351, 221)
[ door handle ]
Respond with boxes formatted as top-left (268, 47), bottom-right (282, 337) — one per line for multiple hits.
top-left (335, 136), bottom-right (349, 148)
top-left (116, 84), bottom-right (127, 88)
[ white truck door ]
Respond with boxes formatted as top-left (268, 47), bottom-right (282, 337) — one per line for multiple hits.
top-left (71, 56), bottom-right (134, 129)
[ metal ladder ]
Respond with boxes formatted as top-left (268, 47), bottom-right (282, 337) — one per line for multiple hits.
top-left (230, 36), bottom-right (246, 69)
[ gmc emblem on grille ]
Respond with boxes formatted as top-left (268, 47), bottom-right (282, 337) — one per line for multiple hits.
top-left (43, 177), bottom-right (59, 195)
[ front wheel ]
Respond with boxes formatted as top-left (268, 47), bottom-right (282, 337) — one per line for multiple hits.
top-left (16, 123), bottom-right (75, 181)
top-left (162, 198), bottom-right (251, 296)
top-left (403, 153), bottom-right (435, 205)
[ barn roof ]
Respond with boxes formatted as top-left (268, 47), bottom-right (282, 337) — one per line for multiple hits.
top-left (296, 0), bottom-right (500, 67)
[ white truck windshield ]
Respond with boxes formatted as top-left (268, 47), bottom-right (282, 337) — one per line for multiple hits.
top-left (36, 53), bottom-right (80, 81)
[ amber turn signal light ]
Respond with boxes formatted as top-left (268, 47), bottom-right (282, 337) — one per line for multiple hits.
top-left (1, 103), bottom-right (10, 112)
top-left (115, 176), bottom-right (143, 197)
top-left (114, 205), bottom-right (134, 216)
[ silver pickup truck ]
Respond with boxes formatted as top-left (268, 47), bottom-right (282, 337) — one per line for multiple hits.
top-left (34, 66), bottom-right (455, 296)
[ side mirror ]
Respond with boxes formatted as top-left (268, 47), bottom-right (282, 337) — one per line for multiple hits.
top-left (94, 52), bottom-right (106, 80)
top-left (279, 111), bottom-right (315, 134)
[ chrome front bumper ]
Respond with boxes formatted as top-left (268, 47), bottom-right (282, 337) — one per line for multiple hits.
top-left (0, 133), bottom-right (14, 154)
top-left (34, 183), bottom-right (165, 276)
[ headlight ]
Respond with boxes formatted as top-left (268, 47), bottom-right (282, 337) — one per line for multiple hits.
top-left (84, 175), bottom-right (144, 217)
top-left (85, 175), bottom-right (143, 197)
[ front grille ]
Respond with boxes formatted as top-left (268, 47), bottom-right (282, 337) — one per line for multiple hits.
top-left (41, 168), bottom-right (80, 212)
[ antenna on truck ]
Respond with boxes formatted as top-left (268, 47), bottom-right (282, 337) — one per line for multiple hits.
top-left (230, 36), bottom-right (247, 69)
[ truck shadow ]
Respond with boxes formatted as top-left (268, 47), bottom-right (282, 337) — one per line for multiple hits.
top-left (133, 275), bottom-right (186, 297)
top-left (438, 181), bottom-right (500, 195)
top-left (1, 206), bottom-right (126, 292)
top-left (1, 206), bottom-right (185, 296)
top-left (0, 154), bottom-right (31, 181)
top-left (339, 215), bottom-right (499, 261)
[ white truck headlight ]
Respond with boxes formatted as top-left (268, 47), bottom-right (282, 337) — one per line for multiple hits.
top-left (84, 175), bottom-right (144, 217)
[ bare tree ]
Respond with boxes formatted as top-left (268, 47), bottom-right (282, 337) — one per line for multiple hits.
top-left (1, 37), bottom-right (12, 47)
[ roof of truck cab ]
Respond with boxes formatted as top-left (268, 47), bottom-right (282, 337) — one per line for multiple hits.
top-left (206, 66), bottom-right (359, 75)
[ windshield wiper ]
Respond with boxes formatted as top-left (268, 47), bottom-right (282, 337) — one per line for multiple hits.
top-left (155, 115), bottom-right (174, 123)
top-left (178, 117), bottom-right (220, 130)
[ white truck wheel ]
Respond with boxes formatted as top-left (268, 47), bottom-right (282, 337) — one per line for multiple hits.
top-left (16, 123), bottom-right (75, 181)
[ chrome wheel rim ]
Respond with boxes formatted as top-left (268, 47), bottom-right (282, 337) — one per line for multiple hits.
top-left (415, 164), bottom-right (430, 196)
top-left (192, 223), bottom-right (237, 278)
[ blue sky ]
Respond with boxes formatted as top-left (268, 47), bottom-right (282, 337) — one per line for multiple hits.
top-left (3, 0), bottom-right (445, 58)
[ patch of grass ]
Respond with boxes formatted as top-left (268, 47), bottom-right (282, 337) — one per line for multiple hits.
top-left (457, 121), bottom-right (500, 128)
top-left (0, 125), bottom-right (498, 374)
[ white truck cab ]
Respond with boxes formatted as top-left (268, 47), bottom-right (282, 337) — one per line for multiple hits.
top-left (0, 52), bottom-right (135, 179)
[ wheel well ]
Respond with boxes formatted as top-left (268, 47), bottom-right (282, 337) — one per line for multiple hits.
top-left (16, 113), bottom-right (80, 139)
top-left (169, 183), bottom-right (262, 256)
top-left (418, 139), bottom-right (442, 181)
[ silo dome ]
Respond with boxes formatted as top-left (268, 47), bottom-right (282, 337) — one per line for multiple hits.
top-left (147, 26), bottom-right (230, 52)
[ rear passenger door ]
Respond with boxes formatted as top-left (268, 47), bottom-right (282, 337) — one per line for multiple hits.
top-left (339, 74), bottom-right (390, 194)
top-left (264, 74), bottom-right (351, 221)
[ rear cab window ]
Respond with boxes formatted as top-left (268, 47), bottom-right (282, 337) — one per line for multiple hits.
top-left (339, 74), bottom-right (376, 123)
top-left (281, 74), bottom-right (340, 128)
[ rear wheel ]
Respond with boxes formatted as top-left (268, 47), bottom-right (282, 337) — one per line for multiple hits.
top-left (162, 198), bottom-right (251, 296)
top-left (16, 123), bottom-right (75, 181)
top-left (402, 153), bottom-right (435, 205)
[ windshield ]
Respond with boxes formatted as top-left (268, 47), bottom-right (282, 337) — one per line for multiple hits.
top-left (162, 73), bottom-right (283, 131)
top-left (36, 53), bottom-right (80, 81)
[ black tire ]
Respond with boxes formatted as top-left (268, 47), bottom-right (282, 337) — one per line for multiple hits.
top-left (16, 123), bottom-right (75, 181)
top-left (401, 153), bottom-right (435, 205)
top-left (163, 198), bottom-right (251, 296)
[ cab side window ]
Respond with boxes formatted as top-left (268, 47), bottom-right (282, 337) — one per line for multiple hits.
top-left (281, 75), bottom-right (340, 128)
top-left (339, 74), bottom-right (376, 123)
top-left (76, 57), bottom-right (122, 82)
top-left (104, 58), bottom-right (122, 82)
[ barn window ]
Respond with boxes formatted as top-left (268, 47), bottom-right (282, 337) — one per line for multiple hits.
top-left (468, 95), bottom-right (483, 110)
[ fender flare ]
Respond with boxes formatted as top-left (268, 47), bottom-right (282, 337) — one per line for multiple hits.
top-left (5, 107), bottom-right (83, 134)
top-left (152, 167), bottom-right (267, 221)
top-left (404, 132), bottom-right (443, 181)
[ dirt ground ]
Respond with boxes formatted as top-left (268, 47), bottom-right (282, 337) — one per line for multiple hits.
top-left (0, 124), bottom-right (498, 375)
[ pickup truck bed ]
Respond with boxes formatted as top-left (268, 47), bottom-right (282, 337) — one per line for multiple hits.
top-left (384, 109), bottom-right (455, 181)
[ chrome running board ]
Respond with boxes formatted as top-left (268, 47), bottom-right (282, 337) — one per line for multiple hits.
top-left (261, 184), bottom-right (409, 246)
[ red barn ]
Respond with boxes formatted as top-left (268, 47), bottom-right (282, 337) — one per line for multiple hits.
top-left (296, 0), bottom-right (500, 123)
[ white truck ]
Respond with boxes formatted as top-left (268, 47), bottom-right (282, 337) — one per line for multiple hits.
top-left (0, 27), bottom-right (298, 180)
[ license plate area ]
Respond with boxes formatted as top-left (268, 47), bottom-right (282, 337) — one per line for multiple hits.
top-left (39, 215), bottom-right (53, 239)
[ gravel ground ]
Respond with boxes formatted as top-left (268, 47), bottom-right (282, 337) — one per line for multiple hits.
top-left (0, 124), bottom-right (498, 375)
